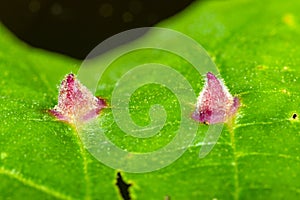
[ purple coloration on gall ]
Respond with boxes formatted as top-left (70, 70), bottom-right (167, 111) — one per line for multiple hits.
top-left (49, 73), bottom-right (106, 124)
top-left (193, 72), bottom-right (239, 124)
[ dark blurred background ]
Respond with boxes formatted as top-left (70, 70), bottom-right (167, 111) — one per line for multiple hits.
top-left (0, 0), bottom-right (195, 59)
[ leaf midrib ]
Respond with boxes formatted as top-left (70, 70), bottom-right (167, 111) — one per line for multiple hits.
top-left (0, 166), bottom-right (73, 200)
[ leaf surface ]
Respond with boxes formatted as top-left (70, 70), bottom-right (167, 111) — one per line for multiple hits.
top-left (1, 0), bottom-right (300, 199)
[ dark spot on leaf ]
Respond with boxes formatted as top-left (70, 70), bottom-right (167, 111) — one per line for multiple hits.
top-left (292, 113), bottom-right (297, 119)
top-left (116, 172), bottom-right (131, 200)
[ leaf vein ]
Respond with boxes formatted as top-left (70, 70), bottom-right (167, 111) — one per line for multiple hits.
top-left (0, 166), bottom-right (73, 200)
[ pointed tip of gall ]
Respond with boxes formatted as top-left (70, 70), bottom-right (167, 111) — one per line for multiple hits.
top-left (206, 72), bottom-right (218, 81)
top-left (65, 73), bottom-right (74, 79)
top-left (67, 73), bottom-right (75, 77)
top-left (65, 73), bottom-right (75, 84)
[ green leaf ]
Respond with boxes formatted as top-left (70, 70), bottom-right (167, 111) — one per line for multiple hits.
top-left (0, 26), bottom-right (117, 199)
top-left (1, 0), bottom-right (300, 199)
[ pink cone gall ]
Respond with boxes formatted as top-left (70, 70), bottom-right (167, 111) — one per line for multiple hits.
top-left (192, 72), bottom-right (239, 124)
top-left (50, 73), bottom-right (106, 124)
